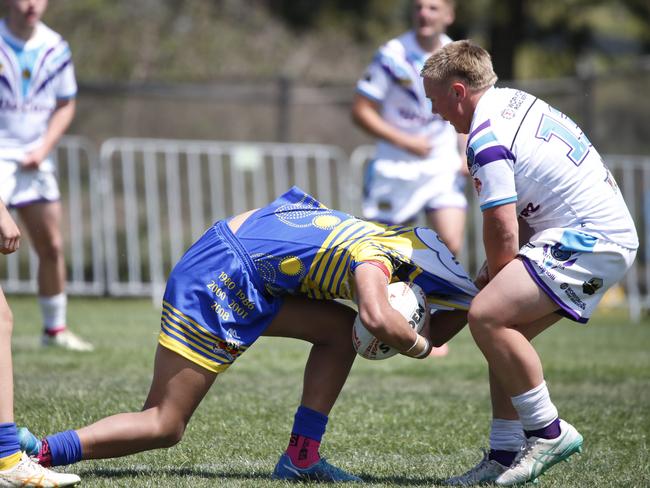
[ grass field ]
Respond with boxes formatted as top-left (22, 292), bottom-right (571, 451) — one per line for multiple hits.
top-left (8, 296), bottom-right (650, 487)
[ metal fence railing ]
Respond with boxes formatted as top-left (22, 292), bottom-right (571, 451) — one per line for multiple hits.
top-left (1, 136), bottom-right (647, 320)
top-left (98, 138), bottom-right (349, 302)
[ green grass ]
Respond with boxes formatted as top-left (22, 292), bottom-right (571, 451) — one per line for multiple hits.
top-left (8, 296), bottom-right (650, 487)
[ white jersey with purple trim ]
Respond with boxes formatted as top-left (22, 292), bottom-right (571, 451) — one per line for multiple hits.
top-left (466, 87), bottom-right (638, 250)
top-left (0, 19), bottom-right (77, 162)
top-left (356, 31), bottom-right (460, 163)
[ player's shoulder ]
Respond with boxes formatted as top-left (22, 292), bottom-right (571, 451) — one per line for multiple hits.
top-left (376, 31), bottom-right (411, 61)
top-left (33, 22), bottom-right (70, 51)
top-left (474, 87), bottom-right (536, 141)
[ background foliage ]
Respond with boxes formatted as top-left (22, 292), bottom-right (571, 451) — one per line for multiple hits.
top-left (6, 0), bottom-right (645, 83)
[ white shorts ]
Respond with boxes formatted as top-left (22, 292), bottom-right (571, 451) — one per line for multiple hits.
top-left (362, 157), bottom-right (467, 225)
top-left (518, 228), bottom-right (637, 323)
top-left (0, 158), bottom-right (60, 208)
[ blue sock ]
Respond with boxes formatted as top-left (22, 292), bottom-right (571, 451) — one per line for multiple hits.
top-left (0, 423), bottom-right (20, 458)
top-left (45, 430), bottom-right (83, 466)
top-left (291, 405), bottom-right (328, 442)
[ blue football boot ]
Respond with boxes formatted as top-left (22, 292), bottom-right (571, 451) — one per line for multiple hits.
top-left (272, 452), bottom-right (362, 482)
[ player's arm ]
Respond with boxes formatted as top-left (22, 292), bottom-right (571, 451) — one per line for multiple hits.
top-left (351, 93), bottom-right (431, 157)
top-left (482, 202), bottom-right (519, 279)
top-left (0, 200), bottom-right (20, 254)
top-left (22, 98), bottom-right (76, 169)
top-left (353, 262), bottom-right (431, 358)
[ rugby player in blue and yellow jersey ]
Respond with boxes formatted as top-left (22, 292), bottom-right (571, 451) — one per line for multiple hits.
top-left (18, 186), bottom-right (478, 482)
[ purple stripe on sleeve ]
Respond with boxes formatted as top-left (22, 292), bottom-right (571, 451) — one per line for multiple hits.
top-left (469, 119), bottom-right (491, 142)
top-left (519, 256), bottom-right (587, 323)
top-left (474, 145), bottom-right (515, 167)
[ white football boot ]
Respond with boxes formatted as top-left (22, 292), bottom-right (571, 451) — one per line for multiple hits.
top-left (42, 329), bottom-right (94, 352)
top-left (495, 419), bottom-right (583, 486)
top-left (444, 450), bottom-right (509, 486)
top-left (0, 452), bottom-right (80, 487)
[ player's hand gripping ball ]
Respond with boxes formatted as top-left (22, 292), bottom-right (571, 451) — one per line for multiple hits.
top-left (352, 281), bottom-right (427, 360)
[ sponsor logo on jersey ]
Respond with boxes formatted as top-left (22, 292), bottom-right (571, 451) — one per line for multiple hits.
top-left (562, 285), bottom-right (586, 310)
top-left (501, 90), bottom-right (528, 119)
top-left (582, 277), bottom-right (603, 295)
top-left (519, 202), bottom-right (540, 218)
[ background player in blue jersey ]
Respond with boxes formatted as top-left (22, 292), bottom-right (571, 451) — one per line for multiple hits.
top-left (421, 41), bottom-right (638, 486)
top-left (0, 199), bottom-right (80, 487)
top-left (18, 187), bottom-right (478, 483)
top-left (0, 0), bottom-right (92, 351)
top-left (352, 0), bottom-right (468, 264)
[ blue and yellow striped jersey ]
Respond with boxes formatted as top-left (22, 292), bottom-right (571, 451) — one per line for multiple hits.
top-left (235, 187), bottom-right (477, 309)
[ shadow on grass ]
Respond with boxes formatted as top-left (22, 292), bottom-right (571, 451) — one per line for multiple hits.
top-left (78, 466), bottom-right (270, 481)
top-left (79, 466), bottom-right (447, 485)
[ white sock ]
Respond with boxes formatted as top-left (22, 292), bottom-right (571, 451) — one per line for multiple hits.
top-left (38, 293), bottom-right (67, 332)
top-left (489, 419), bottom-right (525, 452)
top-left (510, 381), bottom-right (558, 431)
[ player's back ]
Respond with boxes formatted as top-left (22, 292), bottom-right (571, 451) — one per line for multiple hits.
top-left (233, 187), bottom-right (477, 305)
top-left (469, 87), bottom-right (637, 250)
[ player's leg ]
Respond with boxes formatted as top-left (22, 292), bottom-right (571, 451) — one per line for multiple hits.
top-left (17, 202), bottom-right (92, 351)
top-left (0, 287), bottom-right (81, 486)
top-left (425, 207), bottom-right (466, 257)
top-left (466, 258), bottom-right (582, 485)
top-left (264, 296), bottom-right (361, 482)
top-left (445, 313), bottom-right (559, 485)
top-left (21, 344), bottom-right (217, 467)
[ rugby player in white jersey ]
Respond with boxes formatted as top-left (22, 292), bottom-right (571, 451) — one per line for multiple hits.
top-left (352, 0), bottom-right (467, 358)
top-left (0, 0), bottom-right (92, 351)
top-left (421, 40), bottom-right (638, 486)
top-left (352, 0), bottom-right (467, 256)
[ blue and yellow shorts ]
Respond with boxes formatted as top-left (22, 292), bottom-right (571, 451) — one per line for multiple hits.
top-left (159, 220), bottom-right (283, 373)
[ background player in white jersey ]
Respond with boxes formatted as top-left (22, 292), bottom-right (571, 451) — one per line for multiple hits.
top-left (0, 0), bottom-right (91, 351)
top-left (352, 0), bottom-right (467, 257)
top-left (17, 187), bottom-right (478, 483)
top-left (421, 41), bottom-right (638, 486)
top-left (0, 198), bottom-right (80, 487)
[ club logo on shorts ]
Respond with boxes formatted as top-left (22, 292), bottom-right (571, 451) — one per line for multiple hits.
top-left (582, 277), bottom-right (603, 295)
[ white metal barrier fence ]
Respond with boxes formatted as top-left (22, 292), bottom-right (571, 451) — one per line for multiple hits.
top-left (0, 136), bottom-right (105, 295)
top-left (1, 137), bottom-right (648, 320)
top-left (99, 138), bottom-right (349, 301)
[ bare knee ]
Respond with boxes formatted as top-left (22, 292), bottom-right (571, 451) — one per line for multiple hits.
top-left (147, 410), bottom-right (187, 448)
top-left (467, 301), bottom-right (501, 341)
top-left (35, 237), bottom-right (64, 263)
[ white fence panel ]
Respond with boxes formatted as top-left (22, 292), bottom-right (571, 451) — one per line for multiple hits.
top-left (0, 136), bottom-right (105, 295)
top-left (99, 138), bottom-right (349, 301)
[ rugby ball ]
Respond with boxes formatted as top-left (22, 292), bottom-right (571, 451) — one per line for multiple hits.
top-left (352, 281), bottom-right (427, 360)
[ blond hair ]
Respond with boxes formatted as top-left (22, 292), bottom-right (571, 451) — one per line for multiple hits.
top-left (421, 40), bottom-right (497, 90)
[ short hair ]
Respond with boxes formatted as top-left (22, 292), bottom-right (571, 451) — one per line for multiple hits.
top-left (421, 40), bottom-right (498, 91)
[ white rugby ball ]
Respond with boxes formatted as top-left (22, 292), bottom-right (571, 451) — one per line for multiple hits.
top-left (352, 281), bottom-right (427, 360)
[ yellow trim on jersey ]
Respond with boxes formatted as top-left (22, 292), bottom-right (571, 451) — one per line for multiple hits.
top-left (158, 332), bottom-right (230, 373)
top-left (427, 296), bottom-right (471, 311)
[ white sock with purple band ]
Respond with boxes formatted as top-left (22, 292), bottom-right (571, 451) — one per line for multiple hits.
top-left (511, 381), bottom-right (561, 439)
